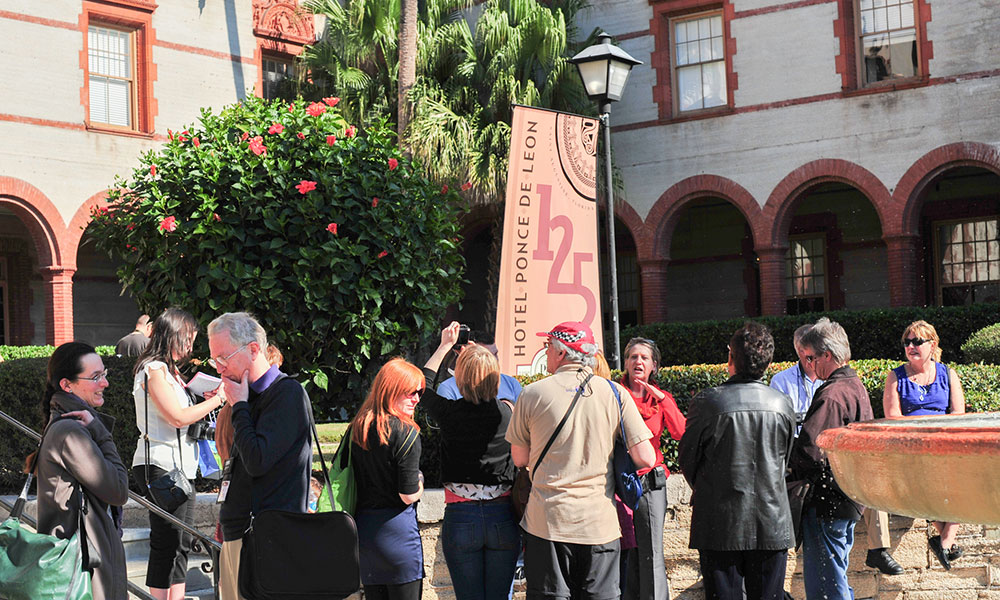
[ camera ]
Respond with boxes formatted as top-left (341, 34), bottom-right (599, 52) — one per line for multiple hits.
top-left (187, 419), bottom-right (215, 442)
top-left (457, 324), bottom-right (471, 345)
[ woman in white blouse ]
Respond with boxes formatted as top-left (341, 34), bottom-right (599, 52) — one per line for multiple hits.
top-left (132, 308), bottom-right (225, 600)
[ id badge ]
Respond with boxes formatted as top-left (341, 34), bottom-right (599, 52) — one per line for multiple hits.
top-left (216, 458), bottom-right (234, 504)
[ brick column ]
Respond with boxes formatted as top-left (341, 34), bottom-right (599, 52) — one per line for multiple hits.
top-left (638, 258), bottom-right (669, 323)
top-left (42, 266), bottom-right (75, 345)
top-left (757, 246), bottom-right (787, 316)
top-left (885, 234), bottom-right (921, 307)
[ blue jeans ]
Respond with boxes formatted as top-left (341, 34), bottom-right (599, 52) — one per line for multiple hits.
top-left (801, 507), bottom-right (856, 600)
top-left (441, 500), bottom-right (521, 600)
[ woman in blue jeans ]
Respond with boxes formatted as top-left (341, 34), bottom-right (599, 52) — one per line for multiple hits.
top-left (422, 322), bottom-right (520, 600)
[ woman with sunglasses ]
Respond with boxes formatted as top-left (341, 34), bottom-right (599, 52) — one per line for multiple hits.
top-left (33, 342), bottom-right (130, 599)
top-left (619, 337), bottom-right (686, 600)
top-left (132, 308), bottom-right (226, 600)
top-left (420, 322), bottom-right (519, 600)
top-left (883, 320), bottom-right (966, 570)
top-left (350, 357), bottom-right (425, 600)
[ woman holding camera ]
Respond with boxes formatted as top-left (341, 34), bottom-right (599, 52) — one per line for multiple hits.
top-left (420, 322), bottom-right (519, 600)
top-left (619, 337), bottom-right (686, 600)
top-left (132, 308), bottom-right (225, 600)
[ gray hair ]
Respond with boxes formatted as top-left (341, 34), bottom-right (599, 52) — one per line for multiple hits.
top-left (799, 317), bottom-right (851, 364)
top-left (792, 324), bottom-right (812, 347)
top-left (207, 312), bottom-right (267, 348)
top-left (551, 338), bottom-right (598, 368)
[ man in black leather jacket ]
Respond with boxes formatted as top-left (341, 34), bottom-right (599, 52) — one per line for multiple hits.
top-left (679, 322), bottom-right (796, 600)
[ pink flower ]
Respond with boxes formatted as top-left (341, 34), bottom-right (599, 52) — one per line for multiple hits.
top-left (212, 213), bottom-right (221, 222)
top-left (126, 244), bottom-right (134, 250)
top-left (372, 197), bottom-right (379, 207)
top-left (167, 129), bottom-right (174, 141)
top-left (297, 132), bottom-right (306, 139)
top-left (323, 96), bottom-right (340, 107)
top-left (378, 250), bottom-right (388, 259)
top-left (327, 222), bottom-right (338, 235)
top-left (326, 135), bottom-right (337, 146)
top-left (441, 184), bottom-right (448, 194)
top-left (192, 137), bottom-right (200, 148)
top-left (240, 131), bottom-right (249, 142)
top-left (461, 182), bottom-right (473, 191)
top-left (126, 223), bottom-right (135, 231)
top-left (248, 136), bottom-right (267, 156)
top-left (268, 122), bottom-right (284, 135)
top-left (345, 125), bottom-right (356, 138)
top-left (149, 164), bottom-right (157, 177)
top-left (159, 216), bottom-right (178, 232)
top-left (388, 158), bottom-right (398, 171)
top-left (179, 130), bottom-right (189, 142)
top-left (288, 103), bottom-right (295, 112)
top-left (296, 180), bottom-right (317, 194)
top-left (306, 102), bottom-right (326, 117)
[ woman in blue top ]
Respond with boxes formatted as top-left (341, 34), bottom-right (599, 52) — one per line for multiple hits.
top-left (883, 320), bottom-right (966, 570)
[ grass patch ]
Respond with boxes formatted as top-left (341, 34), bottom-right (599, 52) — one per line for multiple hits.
top-left (315, 422), bottom-right (349, 443)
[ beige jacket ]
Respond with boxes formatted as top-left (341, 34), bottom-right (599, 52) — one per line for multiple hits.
top-left (35, 392), bottom-right (130, 600)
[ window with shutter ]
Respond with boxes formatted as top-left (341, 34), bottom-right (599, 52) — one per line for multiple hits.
top-left (88, 25), bottom-right (134, 128)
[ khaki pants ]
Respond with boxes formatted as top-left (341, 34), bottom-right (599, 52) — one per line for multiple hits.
top-left (219, 538), bottom-right (247, 600)
top-left (864, 508), bottom-right (891, 549)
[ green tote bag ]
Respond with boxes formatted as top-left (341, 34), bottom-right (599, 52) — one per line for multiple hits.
top-left (0, 474), bottom-right (93, 600)
top-left (317, 426), bottom-right (357, 514)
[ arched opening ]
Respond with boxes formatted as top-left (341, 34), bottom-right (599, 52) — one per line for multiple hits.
top-left (72, 225), bottom-right (142, 346)
top-left (0, 207), bottom-right (43, 344)
top-left (781, 182), bottom-right (887, 314)
top-left (917, 167), bottom-right (1000, 306)
top-left (453, 222), bottom-right (495, 336)
top-left (597, 211), bottom-right (642, 330)
top-left (665, 198), bottom-right (758, 321)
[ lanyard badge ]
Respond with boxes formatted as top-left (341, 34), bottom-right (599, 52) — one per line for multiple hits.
top-left (216, 458), bottom-right (234, 503)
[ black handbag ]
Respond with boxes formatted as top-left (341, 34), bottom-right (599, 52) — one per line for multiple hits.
top-left (239, 387), bottom-right (360, 599)
top-left (786, 478), bottom-right (812, 550)
top-left (144, 373), bottom-right (194, 513)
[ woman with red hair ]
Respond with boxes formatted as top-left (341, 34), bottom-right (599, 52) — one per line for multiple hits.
top-left (350, 358), bottom-right (426, 600)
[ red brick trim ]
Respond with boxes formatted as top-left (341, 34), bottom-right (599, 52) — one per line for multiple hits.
top-left (734, 0), bottom-right (834, 19)
top-left (0, 177), bottom-right (67, 267)
top-left (893, 142), bottom-right (1000, 237)
top-left (0, 112), bottom-right (88, 132)
top-left (253, 39), bottom-right (307, 98)
top-left (156, 39), bottom-right (257, 65)
top-left (252, 1), bottom-right (314, 98)
top-left (643, 174), bottom-right (763, 261)
top-left (79, 1), bottom-right (159, 134)
top-left (649, 0), bottom-right (737, 121)
top-left (762, 159), bottom-right (893, 248)
top-left (41, 267), bottom-right (77, 345)
top-left (64, 190), bottom-right (111, 269)
top-left (612, 201), bottom-right (646, 258)
top-left (0, 9), bottom-right (78, 30)
top-left (833, 0), bottom-right (932, 92)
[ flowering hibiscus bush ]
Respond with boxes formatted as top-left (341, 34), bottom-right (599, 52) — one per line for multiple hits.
top-left (88, 96), bottom-right (465, 416)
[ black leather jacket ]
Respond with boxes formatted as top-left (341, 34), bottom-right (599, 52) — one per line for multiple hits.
top-left (678, 376), bottom-right (796, 551)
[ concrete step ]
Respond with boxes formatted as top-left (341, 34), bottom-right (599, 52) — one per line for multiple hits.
top-left (124, 527), bottom-right (216, 599)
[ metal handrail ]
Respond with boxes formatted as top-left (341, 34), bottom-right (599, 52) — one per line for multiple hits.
top-left (0, 409), bottom-right (220, 599)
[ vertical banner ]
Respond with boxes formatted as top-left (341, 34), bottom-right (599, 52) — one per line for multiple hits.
top-left (495, 105), bottom-right (603, 375)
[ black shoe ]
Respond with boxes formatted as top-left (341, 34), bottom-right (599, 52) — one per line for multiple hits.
top-left (948, 544), bottom-right (964, 563)
top-left (866, 548), bottom-right (904, 575)
top-left (929, 535), bottom-right (951, 570)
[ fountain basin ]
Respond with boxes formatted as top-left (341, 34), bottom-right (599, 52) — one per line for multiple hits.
top-left (816, 413), bottom-right (1000, 525)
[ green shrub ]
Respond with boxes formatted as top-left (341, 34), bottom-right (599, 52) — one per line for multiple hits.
top-left (0, 346), bottom-right (115, 360)
top-left (960, 323), bottom-right (1000, 364)
top-left (623, 304), bottom-right (1000, 366)
top-left (85, 96), bottom-right (465, 418)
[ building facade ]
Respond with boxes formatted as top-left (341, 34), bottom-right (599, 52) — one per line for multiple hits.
top-left (570, 0), bottom-right (1000, 325)
top-left (0, 0), bottom-right (315, 346)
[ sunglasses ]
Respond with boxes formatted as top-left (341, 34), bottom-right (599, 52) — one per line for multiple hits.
top-left (903, 338), bottom-right (929, 347)
top-left (407, 388), bottom-right (425, 398)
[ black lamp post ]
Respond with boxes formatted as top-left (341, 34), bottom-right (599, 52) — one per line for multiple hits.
top-left (569, 32), bottom-right (642, 370)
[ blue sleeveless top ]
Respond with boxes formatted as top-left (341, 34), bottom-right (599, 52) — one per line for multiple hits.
top-left (893, 362), bottom-right (950, 416)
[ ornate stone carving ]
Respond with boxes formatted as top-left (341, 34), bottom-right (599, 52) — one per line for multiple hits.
top-left (252, 0), bottom-right (315, 45)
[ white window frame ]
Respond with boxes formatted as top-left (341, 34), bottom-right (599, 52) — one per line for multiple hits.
top-left (856, 0), bottom-right (920, 87)
top-left (88, 23), bottom-right (137, 129)
top-left (934, 217), bottom-right (1000, 305)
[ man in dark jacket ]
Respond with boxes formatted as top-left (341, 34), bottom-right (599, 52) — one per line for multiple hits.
top-left (679, 322), bottom-right (796, 600)
top-left (789, 317), bottom-right (874, 600)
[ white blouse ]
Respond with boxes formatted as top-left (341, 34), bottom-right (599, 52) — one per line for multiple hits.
top-left (131, 360), bottom-right (198, 479)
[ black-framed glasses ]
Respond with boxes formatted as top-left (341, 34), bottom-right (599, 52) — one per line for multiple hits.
top-left (74, 369), bottom-right (109, 383)
top-left (208, 344), bottom-right (248, 369)
top-left (903, 337), bottom-right (929, 347)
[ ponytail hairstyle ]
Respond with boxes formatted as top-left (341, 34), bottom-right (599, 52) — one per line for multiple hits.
top-left (135, 307), bottom-right (199, 377)
top-left (350, 358), bottom-right (422, 450)
top-left (29, 341), bottom-right (96, 472)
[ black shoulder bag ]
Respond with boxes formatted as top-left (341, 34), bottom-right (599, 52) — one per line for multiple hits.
top-left (144, 372), bottom-right (194, 513)
top-left (238, 382), bottom-right (361, 600)
top-left (511, 373), bottom-right (593, 520)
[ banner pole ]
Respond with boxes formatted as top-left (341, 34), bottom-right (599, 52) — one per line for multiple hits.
top-left (601, 105), bottom-right (621, 370)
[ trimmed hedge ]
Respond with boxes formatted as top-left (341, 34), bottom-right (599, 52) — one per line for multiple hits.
top-left (623, 304), bottom-right (1000, 366)
top-left (3, 356), bottom-right (998, 493)
top-left (961, 323), bottom-right (1000, 364)
top-left (0, 346), bottom-right (115, 361)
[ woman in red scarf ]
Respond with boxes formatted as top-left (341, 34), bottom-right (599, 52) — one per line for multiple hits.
top-left (619, 338), bottom-right (686, 600)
